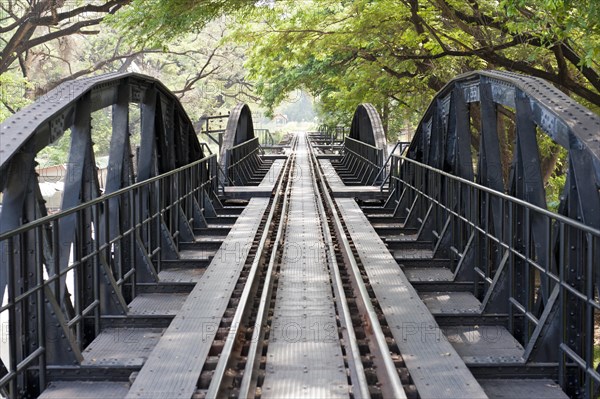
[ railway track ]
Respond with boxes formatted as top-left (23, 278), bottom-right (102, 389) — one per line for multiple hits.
top-left (196, 132), bottom-right (418, 398)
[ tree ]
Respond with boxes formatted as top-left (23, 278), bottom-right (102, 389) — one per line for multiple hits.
top-left (108, 0), bottom-right (258, 47)
top-left (0, 0), bottom-right (257, 121)
top-left (1, 2), bottom-right (260, 169)
top-left (227, 0), bottom-right (599, 135)
top-left (0, 0), bottom-right (128, 76)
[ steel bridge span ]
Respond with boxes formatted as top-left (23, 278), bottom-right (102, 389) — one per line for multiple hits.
top-left (0, 71), bottom-right (599, 398)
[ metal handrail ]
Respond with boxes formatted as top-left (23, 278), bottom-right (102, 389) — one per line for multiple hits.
top-left (336, 137), bottom-right (384, 185)
top-left (0, 154), bottom-right (218, 396)
top-left (225, 137), bottom-right (267, 185)
top-left (394, 155), bottom-right (600, 234)
top-left (0, 154), bottom-right (216, 240)
top-left (389, 153), bottom-right (600, 395)
top-left (227, 136), bottom-right (260, 152)
top-left (373, 141), bottom-right (410, 190)
top-left (343, 136), bottom-right (379, 151)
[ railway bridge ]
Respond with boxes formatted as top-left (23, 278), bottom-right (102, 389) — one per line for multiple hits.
top-left (0, 71), bottom-right (599, 398)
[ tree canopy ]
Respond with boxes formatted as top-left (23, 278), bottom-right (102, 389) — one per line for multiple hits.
top-left (0, 1), bottom-right (259, 166)
top-left (230, 0), bottom-right (600, 133)
top-left (2, 0), bottom-right (599, 136)
top-left (0, 1), bottom-right (256, 122)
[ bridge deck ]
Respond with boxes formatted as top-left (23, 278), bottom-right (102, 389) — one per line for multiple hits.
top-left (224, 158), bottom-right (285, 198)
top-left (27, 132), bottom-right (574, 399)
top-left (319, 159), bottom-right (383, 199)
top-left (3, 64), bottom-right (592, 399)
top-left (261, 134), bottom-right (348, 398)
top-left (125, 198), bottom-right (269, 399)
top-left (335, 197), bottom-right (487, 399)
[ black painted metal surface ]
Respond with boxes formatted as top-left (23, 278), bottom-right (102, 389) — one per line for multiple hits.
top-left (384, 70), bottom-right (600, 398)
top-left (0, 72), bottom-right (217, 398)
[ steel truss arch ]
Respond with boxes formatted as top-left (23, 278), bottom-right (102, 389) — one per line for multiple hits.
top-left (0, 72), bottom-right (219, 397)
top-left (349, 103), bottom-right (388, 160)
top-left (405, 70), bottom-right (600, 229)
top-left (392, 69), bottom-right (600, 396)
top-left (219, 103), bottom-right (255, 171)
top-left (218, 103), bottom-right (273, 186)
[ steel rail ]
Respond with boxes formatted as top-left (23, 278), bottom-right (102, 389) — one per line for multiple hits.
top-left (206, 136), bottom-right (297, 398)
top-left (307, 136), bottom-right (371, 399)
top-left (236, 137), bottom-right (298, 398)
top-left (310, 139), bottom-right (408, 399)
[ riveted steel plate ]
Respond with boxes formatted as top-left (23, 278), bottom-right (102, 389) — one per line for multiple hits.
top-left (39, 381), bottom-right (129, 399)
top-left (81, 328), bottom-right (164, 367)
top-left (403, 267), bottom-right (455, 282)
top-left (262, 134), bottom-right (348, 399)
top-left (442, 325), bottom-right (525, 364)
top-left (157, 268), bottom-right (206, 283)
top-left (128, 293), bottom-right (188, 315)
top-left (419, 291), bottom-right (482, 314)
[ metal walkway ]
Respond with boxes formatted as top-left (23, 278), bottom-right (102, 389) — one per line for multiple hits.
top-left (126, 199), bottom-right (270, 399)
top-left (261, 133), bottom-right (348, 398)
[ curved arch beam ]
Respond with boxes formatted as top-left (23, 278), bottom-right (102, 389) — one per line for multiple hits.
top-left (0, 72), bottom-right (204, 178)
top-left (349, 103), bottom-right (388, 159)
top-left (219, 103), bottom-right (255, 168)
top-left (408, 70), bottom-right (600, 165)
top-left (0, 71), bottom-right (208, 319)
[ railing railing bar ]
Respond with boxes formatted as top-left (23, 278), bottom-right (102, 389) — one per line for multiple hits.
top-left (395, 156), bottom-right (600, 235)
top-left (35, 225), bottom-right (47, 390)
top-left (227, 136), bottom-right (259, 151)
top-left (560, 344), bottom-right (600, 384)
top-left (508, 297), bottom-right (539, 325)
top-left (16, 347), bottom-right (45, 375)
top-left (0, 155), bottom-right (217, 240)
top-left (7, 236), bottom-right (17, 398)
top-left (116, 268), bottom-right (136, 287)
top-left (67, 300), bottom-right (100, 328)
top-left (344, 136), bottom-right (380, 151)
top-left (396, 173), bottom-right (600, 322)
top-left (399, 177), bottom-right (563, 281)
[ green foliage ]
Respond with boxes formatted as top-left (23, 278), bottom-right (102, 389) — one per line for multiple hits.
top-left (107, 0), bottom-right (256, 48)
top-left (0, 73), bottom-right (33, 121)
top-left (536, 130), bottom-right (569, 212)
top-left (546, 173), bottom-right (567, 212)
top-left (36, 130), bottom-right (72, 167)
top-left (501, 0), bottom-right (600, 68)
top-left (2, 11), bottom-right (258, 166)
top-left (228, 0), bottom-right (599, 136)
